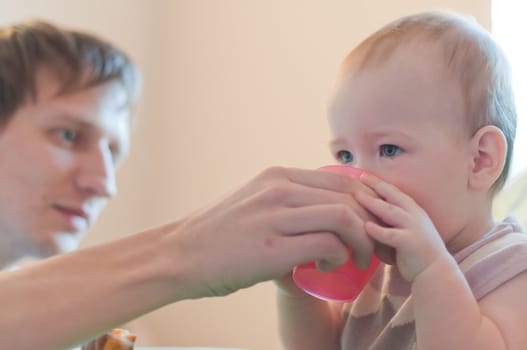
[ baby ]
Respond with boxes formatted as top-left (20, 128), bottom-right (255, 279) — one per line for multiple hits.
top-left (276, 10), bottom-right (527, 350)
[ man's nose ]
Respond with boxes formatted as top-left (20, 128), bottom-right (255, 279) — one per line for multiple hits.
top-left (76, 144), bottom-right (117, 198)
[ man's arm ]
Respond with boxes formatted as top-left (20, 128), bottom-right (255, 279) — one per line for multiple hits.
top-left (0, 225), bottom-right (177, 349)
top-left (0, 166), bottom-right (372, 349)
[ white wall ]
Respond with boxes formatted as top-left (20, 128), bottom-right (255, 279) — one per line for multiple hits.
top-left (492, 1), bottom-right (527, 181)
top-left (1, 1), bottom-right (490, 349)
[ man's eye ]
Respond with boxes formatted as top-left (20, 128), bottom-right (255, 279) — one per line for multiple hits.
top-left (379, 144), bottom-right (401, 157)
top-left (336, 150), bottom-right (353, 163)
top-left (60, 129), bottom-right (78, 143)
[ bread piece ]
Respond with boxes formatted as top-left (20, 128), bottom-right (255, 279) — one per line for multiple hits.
top-left (101, 328), bottom-right (136, 350)
top-left (81, 328), bottom-right (136, 350)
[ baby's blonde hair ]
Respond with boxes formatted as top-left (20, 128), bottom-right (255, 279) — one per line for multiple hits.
top-left (340, 11), bottom-right (516, 193)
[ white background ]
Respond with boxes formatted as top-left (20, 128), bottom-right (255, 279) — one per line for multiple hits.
top-left (493, 0), bottom-right (527, 182)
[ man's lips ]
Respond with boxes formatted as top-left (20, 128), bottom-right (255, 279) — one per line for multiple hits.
top-left (53, 204), bottom-right (90, 221)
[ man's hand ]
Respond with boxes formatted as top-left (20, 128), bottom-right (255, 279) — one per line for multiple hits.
top-left (165, 166), bottom-right (379, 298)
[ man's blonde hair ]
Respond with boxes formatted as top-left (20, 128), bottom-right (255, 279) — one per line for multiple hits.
top-left (340, 11), bottom-right (516, 193)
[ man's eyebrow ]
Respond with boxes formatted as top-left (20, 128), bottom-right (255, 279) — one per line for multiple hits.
top-left (49, 113), bottom-right (96, 129)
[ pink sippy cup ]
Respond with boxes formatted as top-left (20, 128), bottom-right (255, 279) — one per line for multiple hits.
top-left (292, 165), bottom-right (380, 302)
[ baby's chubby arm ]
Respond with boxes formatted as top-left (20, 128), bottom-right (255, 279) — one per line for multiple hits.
top-left (410, 250), bottom-right (527, 350)
top-left (477, 269), bottom-right (527, 350)
top-left (355, 174), bottom-right (525, 350)
top-left (276, 173), bottom-right (379, 350)
top-left (276, 283), bottom-right (345, 350)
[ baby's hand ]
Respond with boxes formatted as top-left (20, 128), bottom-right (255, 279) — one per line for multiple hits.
top-left (354, 173), bottom-right (448, 282)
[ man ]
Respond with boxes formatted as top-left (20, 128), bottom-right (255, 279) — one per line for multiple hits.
top-left (0, 20), bottom-right (374, 349)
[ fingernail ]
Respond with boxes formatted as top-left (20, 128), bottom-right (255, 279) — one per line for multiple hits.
top-left (316, 260), bottom-right (341, 272)
top-left (359, 173), bottom-right (370, 181)
top-left (355, 255), bottom-right (371, 269)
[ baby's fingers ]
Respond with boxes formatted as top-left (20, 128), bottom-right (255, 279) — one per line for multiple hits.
top-left (359, 173), bottom-right (416, 211)
top-left (364, 221), bottom-right (405, 248)
top-left (354, 189), bottom-right (405, 228)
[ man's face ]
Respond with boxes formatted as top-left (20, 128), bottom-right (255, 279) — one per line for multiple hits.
top-left (0, 70), bottom-right (131, 262)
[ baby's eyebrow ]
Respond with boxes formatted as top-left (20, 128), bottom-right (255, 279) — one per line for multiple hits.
top-left (366, 129), bottom-right (413, 140)
top-left (329, 138), bottom-right (348, 149)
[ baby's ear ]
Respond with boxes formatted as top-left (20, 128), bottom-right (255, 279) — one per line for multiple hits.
top-left (468, 125), bottom-right (507, 191)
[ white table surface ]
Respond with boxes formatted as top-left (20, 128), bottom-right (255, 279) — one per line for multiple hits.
top-left (136, 347), bottom-right (245, 350)
top-left (74, 345), bottom-right (244, 349)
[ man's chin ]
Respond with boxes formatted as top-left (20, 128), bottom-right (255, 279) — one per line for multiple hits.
top-left (50, 232), bottom-right (82, 255)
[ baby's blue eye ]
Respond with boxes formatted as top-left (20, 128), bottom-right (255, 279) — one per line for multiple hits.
top-left (379, 144), bottom-right (401, 157)
top-left (337, 150), bottom-right (353, 164)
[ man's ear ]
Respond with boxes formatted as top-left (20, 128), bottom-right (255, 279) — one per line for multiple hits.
top-left (468, 125), bottom-right (507, 191)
